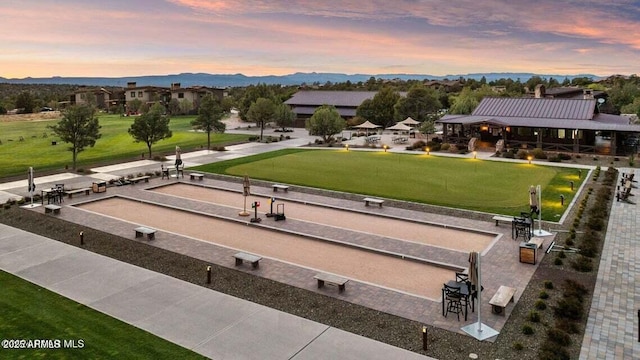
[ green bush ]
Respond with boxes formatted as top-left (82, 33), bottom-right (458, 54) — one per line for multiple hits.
top-left (558, 250), bottom-right (566, 259)
top-left (547, 328), bottom-right (572, 346)
top-left (563, 279), bottom-right (588, 301)
top-left (554, 258), bottom-right (563, 265)
top-left (554, 297), bottom-right (584, 321)
top-left (522, 324), bottom-right (535, 335)
top-left (516, 149), bottom-right (529, 160)
top-left (440, 143), bottom-right (450, 151)
top-left (502, 151), bottom-right (515, 159)
top-left (532, 147), bottom-right (547, 159)
top-left (539, 342), bottom-right (571, 360)
top-left (556, 318), bottom-right (580, 334)
top-left (544, 280), bottom-right (554, 289)
top-left (513, 342), bottom-right (524, 351)
top-left (571, 255), bottom-right (593, 272)
top-left (528, 310), bottom-right (541, 323)
top-left (539, 290), bottom-right (549, 299)
top-left (535, 299), bottom-right (547, 310)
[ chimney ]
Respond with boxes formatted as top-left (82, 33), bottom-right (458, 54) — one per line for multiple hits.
top-left (583, 89), bottom-right (594, 100)
top-left (171, 83), bottom-right (181, 90)
top-left (534, 84), bottom-right (546, 98)
top-left (127, 82), bottom-right (136, 88)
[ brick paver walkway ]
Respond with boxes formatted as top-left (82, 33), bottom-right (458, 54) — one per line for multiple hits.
top-left (580, 168), bottom-right (640, 359)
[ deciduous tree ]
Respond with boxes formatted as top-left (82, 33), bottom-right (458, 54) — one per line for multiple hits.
top-left (246, 97), bottom-right (276, 141)
top-left (48, 104), bottom-right (101, 170)
top-left (394, 84), bottom-right (441, 122)
top-left (128, 103), bottom-right (172, 158)
top-left (306, 105), bottom-right (345, 143)
top-left (274, 103), bottom-right (295, 131)
top-left (191, 94), bottom-right (226, 150)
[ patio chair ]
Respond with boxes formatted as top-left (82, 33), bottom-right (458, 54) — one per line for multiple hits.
top-left (443, 284), bottom-right (464, 321)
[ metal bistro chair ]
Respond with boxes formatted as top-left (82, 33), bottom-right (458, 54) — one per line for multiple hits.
top-left (443, 284), bottom-right (464, 321)
top-left (513, 217), bottom-right (531, 241)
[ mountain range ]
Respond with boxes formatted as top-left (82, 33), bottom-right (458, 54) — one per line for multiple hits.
top-left (0, 72), bottom-right (599, 88)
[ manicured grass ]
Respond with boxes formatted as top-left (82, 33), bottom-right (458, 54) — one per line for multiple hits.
top-left (0, 114), bottom-right (250, 178)
top-left (0, 270), bottom-right (204, 359)
top-left (193, 149), bottom-right (582, 220)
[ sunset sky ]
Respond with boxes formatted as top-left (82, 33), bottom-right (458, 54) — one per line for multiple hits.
top-left (2, 0), bottom-right (639, 78)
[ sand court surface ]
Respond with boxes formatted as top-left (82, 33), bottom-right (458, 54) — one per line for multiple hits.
top-left (78, 197), bottom-right (458, 300)
top-left (151, 183), bottom-right (495, 253)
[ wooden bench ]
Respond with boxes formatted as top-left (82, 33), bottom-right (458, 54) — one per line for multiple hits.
top-left (314, 273), bottom-right (349, 293)
top-left (492, 215), bottom-right (514, 226)
top-left (363, 197), bottom-right (384, 207)
top-left (233, 252), bottom-right (262, 269)
top-left (189, 173), bottom-right (204, 181)
top-left (134, 226), bottom-right (157, 240)
top-left (44, 204), bottom-right (61, 214)
top-left (65, 188), bottom-right (91, 199)
top-left (272, 184), bottom-right (289, 192)
top-left (489, 286), bottom-right (517, 315)
top-left (130, 175), bottom-right (150, 184)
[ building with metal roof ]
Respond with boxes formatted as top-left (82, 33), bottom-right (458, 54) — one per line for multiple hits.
top-left (438, 96), bottom-right (640, 155)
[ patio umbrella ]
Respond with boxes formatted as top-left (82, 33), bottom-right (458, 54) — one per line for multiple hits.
top-left (354, 120), bottom-right (381, 136)
top-left (400, 117), bottom-right (420, 126)
top-left (386, 122), bottom-right (412, 132)
top-left (529, 185), bottom-right (539, 215)
top-left (468, 251), bottom-right (478, 290)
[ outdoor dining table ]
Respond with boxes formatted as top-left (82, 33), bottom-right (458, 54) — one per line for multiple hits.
top-left (442, 280), bottom-right (472, 321)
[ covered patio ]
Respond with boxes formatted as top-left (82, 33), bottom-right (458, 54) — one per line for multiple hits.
top-left (438, 97), bottom-right (640, 155)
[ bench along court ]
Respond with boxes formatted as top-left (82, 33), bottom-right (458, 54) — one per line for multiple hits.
top-left (134, 226), bottom-right (157, 240)
top-left (314, 272), bottom-right (349, 293)
top-left (489, 285), bottom-right (517, 315)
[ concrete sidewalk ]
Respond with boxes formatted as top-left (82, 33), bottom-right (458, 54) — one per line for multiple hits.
top-left (0, 224), bottom-right (432, 360)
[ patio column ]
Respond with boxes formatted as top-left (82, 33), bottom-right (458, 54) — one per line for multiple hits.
top-left (536, 128), bottom-right (542, 149)
top-left (611, 132), bottom-right (617, 156)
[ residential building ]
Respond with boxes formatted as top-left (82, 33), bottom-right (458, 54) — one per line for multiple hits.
top-left (73, 87), bottom-right (112, 109)
top-left (169, 83), bottom-right (225, 108)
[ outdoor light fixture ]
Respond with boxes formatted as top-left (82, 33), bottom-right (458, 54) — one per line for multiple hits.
top-left (473, 151), bottom-right (477, 159)
top-left (426, 147), bottom-right (430, 155)
top-left (528, 156), bottom-right (533, 164)
top-left (345, 144), bottom-right (349, 151)
top-left (384, 145), bottom-right (388, 152)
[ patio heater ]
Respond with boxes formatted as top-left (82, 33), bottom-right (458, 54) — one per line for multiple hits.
top-left (462, 251), bottom-right (498, 340)
top-left (533, 184), bottom-right (552, 237)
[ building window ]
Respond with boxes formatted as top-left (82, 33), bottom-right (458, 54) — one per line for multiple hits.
top-left (130, 91), bottom-right (136, 98)
top-left (138, 91), bottom-right (143, 98)
top-left (178, 93), bottom-right (184, 99)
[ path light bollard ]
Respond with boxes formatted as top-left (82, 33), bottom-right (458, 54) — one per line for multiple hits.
top-left (570, 181), bottom-right (574, 191)
top-left (206, 266), bottom-right (212, 284)
top-left (422, 325), bottom-right (428, 351)
top-left (560, 194), bottom-right (565, 206)
top-left (578, 169), bottom-right (582, 179)
top-left (79, 231), bottom-right (84, 245)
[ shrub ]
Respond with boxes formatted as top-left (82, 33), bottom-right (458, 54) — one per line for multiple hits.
top-left (563, 279), bottom-right (588, 301)
top-left (412, 140), bottom-right (427, 149)
top-left (248, 135), bottom-right (259, 141)
top-left (532, 147), bottom-right (547, 159)
top-left (558, 250), bottom-right (566, 259)
top-left (554, 258), bottom-right (563, 265)
top-left (513, 342), bottom-right (524, 351)
top-left (502, 151), bottom-right (515, 159)
top-left (535, 299), bottom-right (547, 310)
top-left (554, 297), bottom-right (584, 321)
top-left (558, 153), bottom-right (572, 160)
top-left (571, 255), bottom-right (593, 272)
top-left (539, 290), bottom-right (549, 299)
top-left (528, 311), bottom-right (541, 323)
top-left (539, 342), bottom-right (571, 360)
top-left (544, 280), bottom-right (554, 289)
top-left (565, 239), bottom-right (574, 246)
top-left (522, 324), bottom-right (535, 335)
top-left (556, 318), bottom-right (580, 334)
top-left (440, 143), bottom-right (450, 151)
top-left (516, 149), bottom-right (529, 160)
top-left (547, 328), bottom-right (572, 346)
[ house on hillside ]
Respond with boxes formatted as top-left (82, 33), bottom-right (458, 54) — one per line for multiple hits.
top-left (527, 84), bottom-right (606, 100)
top-left (438, 95), bottom-right (640, 156)
top-left (73, 87), bottom-right (113, 109)
top-left (169, 83), bottom-right (225, 108)
top-left (124, 82), bottom-right (170, 107)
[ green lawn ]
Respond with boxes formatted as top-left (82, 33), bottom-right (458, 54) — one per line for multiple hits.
top-left (0, 270), bottom-right (204, 359)
top-left (0, 114), bottom-right (250, 178)
top-left (193, 149), bottom-right (583, 220)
